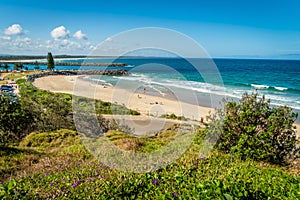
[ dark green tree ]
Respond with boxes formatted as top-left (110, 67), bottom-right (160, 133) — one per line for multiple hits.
top-left (47, 52), bottom-right (55, 71)
top-left (207, 92), bottom-right (299, 165)
top-left (34, 61), bottom-right (40, 70)
top-left (13, 63), bottom-right (19, 71)
top-left (3, 64), bottom-right (9, 72)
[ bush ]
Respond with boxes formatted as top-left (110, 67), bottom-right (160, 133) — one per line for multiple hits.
top-left (0, 94), bottom-right (34, 145)
top-left (18, 81), bottom-right (75, 132)
top-left (160, 113), bottom-right (187, 121)
top-left (207, 92), bottom-right (300, 165)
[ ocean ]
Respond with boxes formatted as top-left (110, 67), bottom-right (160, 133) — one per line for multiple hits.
top-left (11, 58), bottom-right (300, 117)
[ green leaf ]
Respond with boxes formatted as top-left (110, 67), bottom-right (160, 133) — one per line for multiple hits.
top-left (224, 193), bottom-right (233, 200)
top-left (7, 179), bottom-right (16, 192)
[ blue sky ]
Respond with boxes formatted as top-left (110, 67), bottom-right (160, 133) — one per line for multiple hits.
top-left (1, 0), bottom-right (300, 58)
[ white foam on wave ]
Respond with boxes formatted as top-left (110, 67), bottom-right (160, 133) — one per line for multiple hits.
top-left (264, 94), bottom-right (300, 110)
top-left (125, 65), bottom-right (135, 68)
top-left (274, 86), bottom-right (288, 91)
top-left (251, 84), bottom-right (269, 89)
top-left (146, 84), bottom-right (166, 97)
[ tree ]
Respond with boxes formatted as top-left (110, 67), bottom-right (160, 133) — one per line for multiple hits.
top-left (18, 63), bottom-right (24, 70)
top-left (47, 52), bottom-right (55, 71)
top-left (3, 64), bottom-right (9, 72)
top-left (34, 61), bottom-right (40, 70)
top-left (13, 63), bottom-right (19, 71)
top-left (207, 92), bottom-right (299, 165)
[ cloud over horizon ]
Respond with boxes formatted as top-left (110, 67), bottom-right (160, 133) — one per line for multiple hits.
top-left (4, 24), bottom-right (23, 35)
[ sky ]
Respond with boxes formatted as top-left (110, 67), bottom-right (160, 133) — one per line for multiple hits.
top-left (1, 0), bottom-right (300, 58)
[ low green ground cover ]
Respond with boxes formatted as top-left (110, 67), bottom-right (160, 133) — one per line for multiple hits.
top-left (0, 129), bottom-right (299, 199)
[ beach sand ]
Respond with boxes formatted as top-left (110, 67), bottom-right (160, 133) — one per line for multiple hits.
top-left (33, 75), bottom-right (300, 136)
top-left (33, 75), bottom-right (212, 120)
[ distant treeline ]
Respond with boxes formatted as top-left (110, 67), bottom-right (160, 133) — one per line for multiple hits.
top-left (0, 55), bottom-right (87, 60)
top-left (1, 61), bottom-right (127, 67)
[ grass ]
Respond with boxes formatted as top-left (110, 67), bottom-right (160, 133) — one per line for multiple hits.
top-left (1, 129), bottom-right (299, 199)
top-left (104, 128), bottom-right (179, 152)
top-left (1, 71), bottom-right (36, 81)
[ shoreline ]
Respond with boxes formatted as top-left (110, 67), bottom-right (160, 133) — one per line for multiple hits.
top-left (32, 75), bottom-right (300, 136)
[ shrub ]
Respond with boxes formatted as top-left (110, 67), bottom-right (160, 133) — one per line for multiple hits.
top-left (0, 94), bottom-right (34, 145)
top-left (207, 92), bottom-right (300, 165)
top-left (160, 113), bottom-right (187, 121)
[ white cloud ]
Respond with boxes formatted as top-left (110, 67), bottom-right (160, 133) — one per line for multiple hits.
top-left (44, 39), bottom-right (94, 53)
top-left (73, 30), bottom-right (88, 40)
top-left (4, 24), bottom-right (23, 35)
top-left (0, 36), bottom-right (11, 41)
top-left (50, 26), bottom-right (70, 40)
top-left (0, 34), bottom-right (95, 54)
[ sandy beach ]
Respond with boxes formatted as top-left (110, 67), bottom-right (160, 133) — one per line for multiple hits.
top-left (33, 75), bottom-right (212, 120)
top-left (33, 75), bottom-right (300, 136)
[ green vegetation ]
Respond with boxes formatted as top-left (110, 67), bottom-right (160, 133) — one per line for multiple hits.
top-left (13, 63), bottom-right (24, 71)
top-left (0, 94), bottom-right (34, 145)
top-left (96, 101), bottom-right (140, 115)
top-left (0, 79), bottom-right (139, 146)
top-left (105, 128), bottom-right (179, 152)
top-left (19, 129), bottom-right (79, 150)
top-left (207, 92), bottom-right (300, 165)
top-left (0, 129), bottom-right (299, 199)
top-left (34, 61), bottom-right (39, 70)
top-left (3, 64), bottom-right (9, 72)
top-left (47, 52), bottom-right (55, 71)
top-left (160, 113), bottom-right (187, 121)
